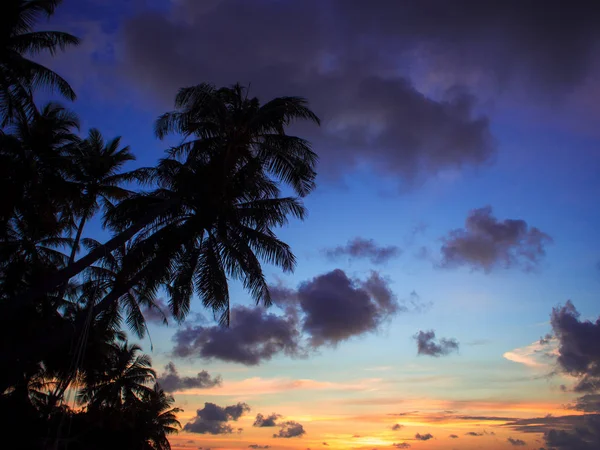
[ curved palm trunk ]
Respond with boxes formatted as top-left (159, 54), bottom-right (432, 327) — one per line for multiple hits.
top-left (17, 204), bottom-right (167, 305)
top-left (68, 214), bottom-right (87, 267)
top-left (55, 213), bottom-right (88, 302)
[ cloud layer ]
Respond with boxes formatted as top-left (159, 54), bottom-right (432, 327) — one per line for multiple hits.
top-left (118, 0), bottom-right (501, 185)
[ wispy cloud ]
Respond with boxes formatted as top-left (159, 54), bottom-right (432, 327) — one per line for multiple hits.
top-left (176, 377), bottom-right (383, 397)
top-left (503, 338), bottom-right (558, 369)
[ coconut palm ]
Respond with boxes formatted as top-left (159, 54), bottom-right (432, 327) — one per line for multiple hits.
top-left (155, 82), bottom-right (320, 197)
top-left (19, 83), bottom-right (320, 325)
top-left (135, 384), bottom-right (181, 450)
top-left (79, 239), bottom-right (167, 338)
top-left (65, 129), bottom-right (139, 269)
top-left (0, 102), bottom-right (80, 236)
top-left (78, 341), bottom-right (155, 409)
top-left (0, 0), bottom-right (79, 125)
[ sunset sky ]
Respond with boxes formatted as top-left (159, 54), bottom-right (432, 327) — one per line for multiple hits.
top-left (44, 1), bottom-right (600, 449)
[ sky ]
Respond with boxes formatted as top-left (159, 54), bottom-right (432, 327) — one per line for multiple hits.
top-left (41, 1), bottom-right (600, 449)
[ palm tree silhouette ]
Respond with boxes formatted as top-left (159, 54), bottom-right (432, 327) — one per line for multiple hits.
top-left (78, 341), bottom-right (155, 409)
top-left (135, 384), bottom-right (182, 450)
top-left (0, 102), bottom-right (79, 296)
top-left (0, 0), bottom-right (79, 125)
top-left (64, 129), bottom-right (141, 272)
top-left (21, 83), bottom-right (320, 324)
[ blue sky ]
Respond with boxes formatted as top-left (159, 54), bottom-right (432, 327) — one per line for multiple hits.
top-left (35, 1), bottom-right (600, 448)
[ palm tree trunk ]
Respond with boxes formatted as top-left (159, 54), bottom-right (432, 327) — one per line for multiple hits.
top-left (55, 213), bottom-right (88, 302)
top-left (17, 202), bottom-right (173, 305)
top-left (68, 214), bottom-right (87, 267)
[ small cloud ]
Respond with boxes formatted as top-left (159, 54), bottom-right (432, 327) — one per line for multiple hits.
top-left (393, 444), bottom-right (410, 449)
top-left (439, 206), bottom-right (552, 272)
top-left (414, 330), bottom-right (459, 357)
top-left (248, 446), bottom-right (270, 449)
top-left (503, 339), bottom-right (558, 369)
top-left (507, 437), bottom-right (527, 446)
top-left (184, 402), bottom-right (250, 434)
top-left (415, 433), bottom-right (433, 441)
top-left (273, 269), bottom-right (403, 347)
top-left (465, 431), bottom-right (484, 436)
top-left (391, 423), bottom-right (404, 431)
top-left (273, 421), bottom-right (306, 438)
top-left (157, 362), bottom-right (222, 392)
top-left (324, 237), bottom-right (401, 264)
top-left (254, 413), bottom-right (282, 427)
top-left (172, 306), bottom-right (302, 365)
top-left (449, 434), bottom-right (459, 439)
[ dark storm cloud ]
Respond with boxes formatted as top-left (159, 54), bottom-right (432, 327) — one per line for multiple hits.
top-left (334, 1), bottom-right (600, 91)
top-left (120, 0), bottom-right (496, 185)
top-left (440, 206), bottom-right (552, 272)
top-left (551, 301), bottom-right (600, 392)
top-left (570, 394), bottom-right (600, 413)
top-left (514, 414), bottom-right (600, 450)
top-left (272, 421), bottom-right (306, 438)
top-left (415, 433), bottom-right (433, 441)
top-left (539, 333), bottom-right (554, 345)
top-left (254, 413), bottom-right (282, 427)
top-left (172, 306), bottom-right (303, 365)
top-left (414, 330), bottom-right (459, 357)
top-left (275, 269), bottom-right (401, 347)
top-left (157, 362), bottom-right (222, 392)
top-left (324, 237), bottom-right (401, 265)
top-left (184, 402), bottom-right (250, 434)
top-left (507, 437), bottom-right (526, 446)
top-left (506, 414), bottom-right (600, 449)
top-left (171, 269), bottom-right (409, 364)
top-left (544, 415), bottom-right (600, 450)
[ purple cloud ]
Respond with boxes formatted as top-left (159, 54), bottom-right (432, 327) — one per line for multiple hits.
top-left (325, 237), bottom-right (401, 264)
top-left (254, 413), bottom-right (282, 428)
top-left (551, 301), bottom-right (600, 393)
top-left (276, 269), bottom-right (401, 347)
top-left (157, 362), bottom-right (221, 392)
top-left (118, 0), bottom-right (496, 186)
top-left (415, 330), bottom-right (459, 357)
top-left (184, 402), bottom-right (250, 434)
top-left (415, 433), bottom-right (433, 441)
top-left (440, 206), bottom-right (552, 272)
top-left (172, 306), bottom-right (303, 365)
top-left (141, 297), bottom-right (170, 324)
top-left (273, 421), bottom-right (306, 438)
